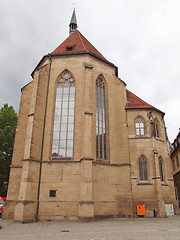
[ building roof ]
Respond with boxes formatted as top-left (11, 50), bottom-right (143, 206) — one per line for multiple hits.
top-left (52, 30), bottom-right (106, 60)
top-left (126, 89), bottom-right (164, 115)
top-left (32, 29), bottom-right (118, 77)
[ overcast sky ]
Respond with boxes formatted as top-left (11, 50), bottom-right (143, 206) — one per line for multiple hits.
top-left (0, 0), bottom-right (179, 142)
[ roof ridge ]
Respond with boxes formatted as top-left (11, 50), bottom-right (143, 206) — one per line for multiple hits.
top-left (76, 30), bottom-right (88, 52)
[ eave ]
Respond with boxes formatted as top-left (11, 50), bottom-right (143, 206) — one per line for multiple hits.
top-left (31, 52), bottom-right (118, 78)
top-left (125, 106), bottom-right (165, 116)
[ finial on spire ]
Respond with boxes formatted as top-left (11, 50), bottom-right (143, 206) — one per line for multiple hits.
top-left (69, 8), bottom-right (78, 34)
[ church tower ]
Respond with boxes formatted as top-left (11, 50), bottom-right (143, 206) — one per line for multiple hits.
top-left (4, 10), bottom-right (177, 222)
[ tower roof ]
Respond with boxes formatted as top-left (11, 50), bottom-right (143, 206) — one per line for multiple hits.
top-left (52, 30), bottom-right (106, 60)
top-left (70, 9), bottom-right (77, 25)
top-left (126, 89), bottom-right (164, 115)
top-left (69, 9), bottom-right (78, 34)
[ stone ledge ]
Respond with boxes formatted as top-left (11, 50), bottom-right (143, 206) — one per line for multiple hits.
top-left (128, 135), bottom-right (151, 140)
top-left (79, 201), bottom-right (93, 205)
top-left (14, 200), bottom-right (36, 204)
top-left (46, 158), bottom-right (94, 163)
top-left (93, 160), bottom-right (131, 167)
top-left (137, 182), bottom-right (153, 185)
top-left (154, 137), bottom-right (165, 142)
top-left (83, 62), bottom-right (93, 69)
top-left (22, 158), bottom-right (41, 162)
top-left (161, 182), bottom-right (168, 186)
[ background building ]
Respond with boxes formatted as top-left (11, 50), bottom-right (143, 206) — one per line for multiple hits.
top-left (171, 130), bottom-right (180, 210)
top-left (3, 11), bottom-right (178, 222)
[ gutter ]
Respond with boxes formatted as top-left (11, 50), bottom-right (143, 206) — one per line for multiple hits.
top-left (125, 107), bottom-right (165, 116)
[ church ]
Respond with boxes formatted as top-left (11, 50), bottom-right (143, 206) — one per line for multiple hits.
top-left (4, 10), bottom-right (178, 222)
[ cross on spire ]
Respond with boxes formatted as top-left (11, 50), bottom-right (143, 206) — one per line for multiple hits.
top-left (69, 8), bottom-right (78, 34)
top-left (72, 2), bottom-right (76, 9)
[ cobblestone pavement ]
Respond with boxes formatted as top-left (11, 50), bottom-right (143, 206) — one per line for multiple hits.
top-left (0, 215), bottom-right (180, 240)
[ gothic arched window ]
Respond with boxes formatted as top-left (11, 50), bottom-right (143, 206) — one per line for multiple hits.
top-left (139, 155), bottom-right (148, 180)
top-left (135, 117), bottom-right (144, 136)
top-left (154, 119), bottom-right (159, 138)
top-left (52, 71), bottom-right (75, 158)
top-left (96, 77), bottom-right (107, 160)
top-left (159, 156), bottom-right (164, 181)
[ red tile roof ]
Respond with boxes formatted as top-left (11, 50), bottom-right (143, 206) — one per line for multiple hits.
top-left (126, 89), bottom-right (153, 108)
top-left (52, 30), bottom-right (106, 60)
top-left (126, 89), bottom-right (164, 114)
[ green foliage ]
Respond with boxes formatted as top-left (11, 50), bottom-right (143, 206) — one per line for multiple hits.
top-left (0, 104), bottom-right (17, 197)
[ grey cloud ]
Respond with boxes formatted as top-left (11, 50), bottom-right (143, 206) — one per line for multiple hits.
top-left (0, 0), bottom-right (179, 142)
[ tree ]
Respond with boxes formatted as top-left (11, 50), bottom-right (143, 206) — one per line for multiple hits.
top-left (0, 104), bottom-right (17, 197)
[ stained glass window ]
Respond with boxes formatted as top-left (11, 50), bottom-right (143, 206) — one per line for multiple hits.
top-left (52, 71), bottom-right (75, 158)
top-left (96, 77), bottom-right (107, 160)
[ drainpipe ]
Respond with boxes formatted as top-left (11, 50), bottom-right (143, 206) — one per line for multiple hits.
top-left (36, 55), bottom-right (52, 221)
top-left (125, 109), bottom-right (135, 217)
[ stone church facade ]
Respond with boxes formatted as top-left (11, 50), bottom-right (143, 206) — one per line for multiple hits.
top-left (4, 11), bottom-right (177, 222)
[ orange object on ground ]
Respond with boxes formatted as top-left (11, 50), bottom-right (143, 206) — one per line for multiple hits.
top-left (137, 205), bottom-right (145, 216)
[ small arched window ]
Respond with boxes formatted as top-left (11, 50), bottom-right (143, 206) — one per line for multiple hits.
top-left (159, 156), bottom-right (164, 181)
top-left (52, 71), bottom-right (75, 158)
top-left (96, 77), bottom-right (107, 160)
top-left (139, 155), bottom-right (148, 180)
top-left (135, 118), bottom-right (144, 136)
top-left (154, 119), bottom-right (159, 138)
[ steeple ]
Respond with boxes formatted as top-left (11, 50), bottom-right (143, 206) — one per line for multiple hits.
top-left (69, 9), bottom-right (78, 34)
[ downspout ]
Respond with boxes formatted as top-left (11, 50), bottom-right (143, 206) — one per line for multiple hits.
top-left (125, 109), bottom-right (135, 217)
top-left (36, 55), bottom-right (52, 222)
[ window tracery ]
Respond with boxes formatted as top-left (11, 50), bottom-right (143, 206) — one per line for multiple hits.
top-left (52, 71), bottom-right (75, 158)
top-left (135, 117), bottom-right (144, 136)
top-left (139, 155), bottom-right (148, 180)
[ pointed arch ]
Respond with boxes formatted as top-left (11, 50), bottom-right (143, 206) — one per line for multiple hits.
top-left (138, 154), bottom-right (148, 180)
top-left (56, 69), bottom-right (75, 85)
top-left (96, 75), bottom-right (108, 160)
top-left (52, 70), bottom-right (75, 158)
top-left (159, 156), bottom-right (164, 181)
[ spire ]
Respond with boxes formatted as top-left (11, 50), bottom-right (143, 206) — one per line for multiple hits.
top-left (69, 9), bottom-right (78, 34)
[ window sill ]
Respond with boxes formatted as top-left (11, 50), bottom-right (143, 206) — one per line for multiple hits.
top-left (94, 159), bottom-right (110, 164)
top-left (128, 135), bottom-right (150, 140)
top-left (50, 157), bottom-right (73, 161)
top-left (137, 180), bottom-right (153, 185)
top-left (154, 137), bottom-right (164, 142)
top-left (136, 135), bottom-right (147, 138)
top-left (161, 181), bottom-right (168, 186)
